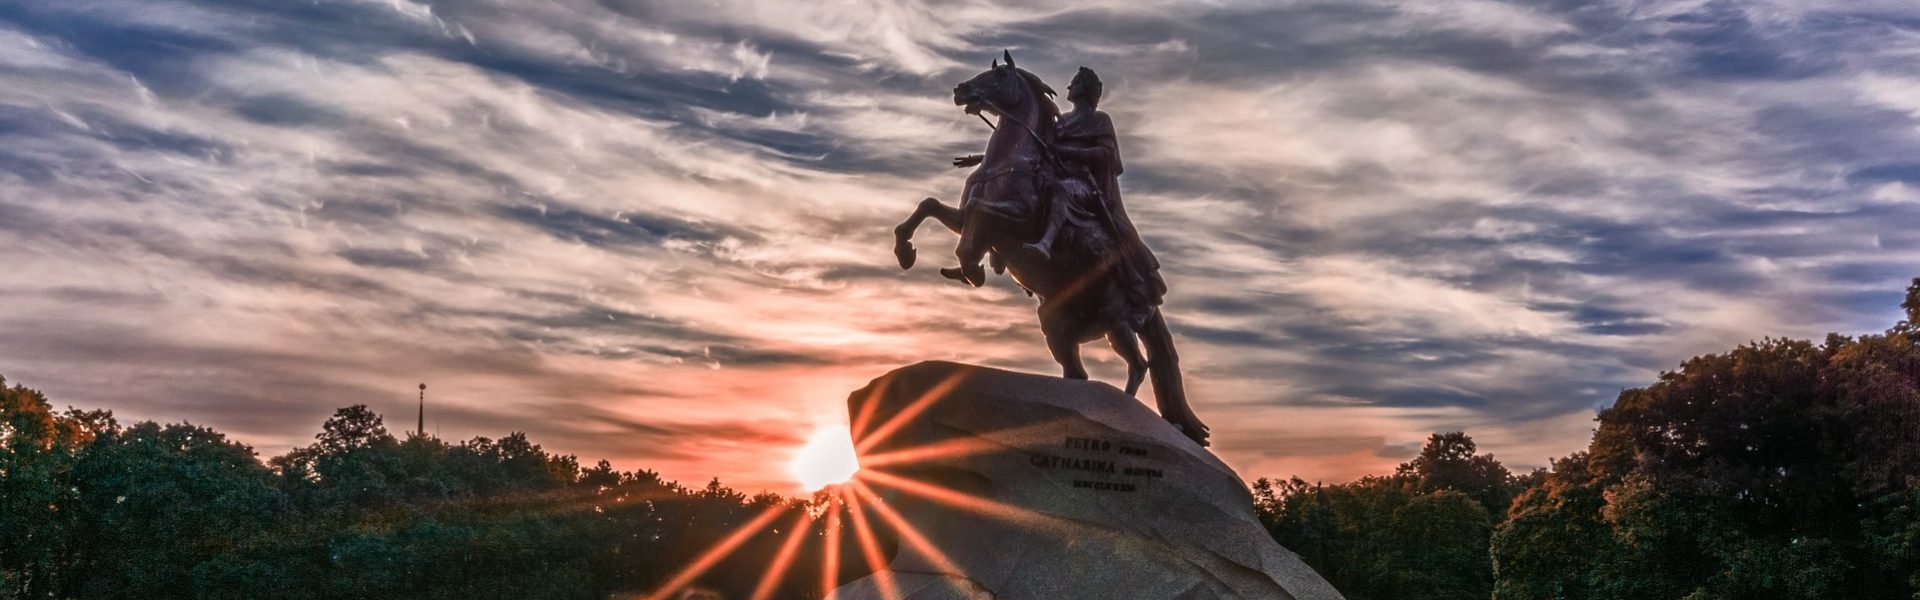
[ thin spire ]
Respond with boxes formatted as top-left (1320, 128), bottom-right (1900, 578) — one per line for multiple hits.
top-left (417, 383), bottom-right (426, 437)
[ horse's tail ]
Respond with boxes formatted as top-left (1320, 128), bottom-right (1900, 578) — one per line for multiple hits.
top-left (1142, 308), bottom-right (1210, 447)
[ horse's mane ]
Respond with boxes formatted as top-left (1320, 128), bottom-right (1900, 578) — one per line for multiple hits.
top-left (1010, 67), bottom-right (1060, 123)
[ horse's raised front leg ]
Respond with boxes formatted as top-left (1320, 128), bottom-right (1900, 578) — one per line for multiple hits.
top-left (894, 197), bottom-right (962, 269)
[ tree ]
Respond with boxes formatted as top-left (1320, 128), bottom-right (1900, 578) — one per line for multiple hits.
top-left (1492, 280), bottom-right (1920, 599)
top-left (66, 422), bottom-right (283, 599)
top-left (1491, 454), bottom-right (1613, 600)
top-left (0, 377), bottom-right (115, 598)
top-left (1384, 491), bottom-right (1492, 599)
top-left (1901, 277), bottom-right (1920, 332)
top-left (315, 404), bottom-right (391, 455)
top-left (1397, 431), bottom-right (1520, 519)
top-left (272, 405), bottom-right (406, 510)
top-left (1260, 471), bottom-right (1498, 600)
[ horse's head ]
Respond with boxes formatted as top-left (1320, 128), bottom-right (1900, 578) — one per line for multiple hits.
top-left (954, 50), bottom-right (1057, 120)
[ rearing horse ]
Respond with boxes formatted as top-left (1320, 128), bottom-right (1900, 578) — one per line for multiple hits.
top-left (891, 52), bottom-right (1210, 446)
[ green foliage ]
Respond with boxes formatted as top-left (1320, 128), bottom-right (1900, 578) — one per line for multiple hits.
top-left (1904, 278), bottom-right (1920, 329)
top-left (67, 422), bottom-right (282, 599)
top-left (1490, 453), bottom-right (1617, 600)
top-left (0, 385), bottom-right (834, 599)
top-left (1489, 277), bottom-right (1920, 599)
top-left (1265, 277), bottom-right (1920, 600)
top-left (1256, 430), bottom-right (1520, 600)
top-left (1398, 431), bottom-right (1521, 517)
top-left (0, 377), bottom-right (116, 599)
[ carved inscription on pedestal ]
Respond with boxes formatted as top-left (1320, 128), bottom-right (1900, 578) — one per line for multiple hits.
top-left (1028, 436), bottom-right (1163, 493)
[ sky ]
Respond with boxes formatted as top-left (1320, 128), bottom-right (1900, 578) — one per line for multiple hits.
top-left (3, 0), bottom-right (1920, 494)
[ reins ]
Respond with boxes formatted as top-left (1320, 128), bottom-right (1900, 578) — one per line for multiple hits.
top-left (976, 97), bottom-right (1067, 173)
top-left (972, 94), bottom-right (1125, 245)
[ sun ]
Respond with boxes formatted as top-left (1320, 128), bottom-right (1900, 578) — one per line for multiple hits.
top-left (790, 425), bottom-right (860, 491)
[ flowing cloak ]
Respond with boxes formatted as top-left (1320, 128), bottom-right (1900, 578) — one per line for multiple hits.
top-left (1055, 109), bottom-right (1167, 308)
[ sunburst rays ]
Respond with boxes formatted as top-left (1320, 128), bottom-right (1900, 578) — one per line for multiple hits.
top-left (842, 487), bottom-right (899, 599)
top-left (638, 369), bottom-right (1053, 600)
top-left (853, 370), bottom-right (969, 455)
top-left (847, 479), bottom-right (965, 577)
top-left (642, 501), bottom-right (790, 600)
top-left (747, 510), bottom-right (815, 600)
top-left (856, 468), bottom-right (1057, 533)
top-left (818, 495), bottom-right (846, 599)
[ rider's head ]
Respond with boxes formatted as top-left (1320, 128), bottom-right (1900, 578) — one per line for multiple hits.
top-left (1068, 67), bottom-right (1103, 108)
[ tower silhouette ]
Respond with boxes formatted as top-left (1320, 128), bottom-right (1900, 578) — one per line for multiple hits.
top-left (417, 383), bottom-right (426, 437)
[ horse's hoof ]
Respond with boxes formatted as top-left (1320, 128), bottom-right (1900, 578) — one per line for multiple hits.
top-left (895, 242), bottom-right (916, 269)
top-left (939, 267), bottom-right (969, 283)
top-left (962, 263), bottom-right (986, 287)
top-left (1171, 421), bottom-right (1211, 447)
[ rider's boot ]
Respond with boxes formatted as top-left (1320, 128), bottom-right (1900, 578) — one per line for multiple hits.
top-left (1023, 232), bottom-right (1057, 261)
top-left (1024, 201), bottom-right (1068, 261)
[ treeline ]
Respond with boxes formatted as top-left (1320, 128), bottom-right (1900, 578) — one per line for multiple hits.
top-left (1254, 432), bottom-right (1535, 599)
top-left (1255, 279), bottom-right (1920, 599)
top-left (8, 281), bottom-right (1920, 599)
top-left (0, 397), bottom-right (877, 599)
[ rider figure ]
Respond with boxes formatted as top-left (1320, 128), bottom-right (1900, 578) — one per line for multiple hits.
top-left (1032, 67), bottom-right (1166, 307)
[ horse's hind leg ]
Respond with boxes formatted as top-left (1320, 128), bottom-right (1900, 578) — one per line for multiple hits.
top-left (1106, 326), bottom-right (1148, 396)
top-left (1141, 308), bottom-right (1209, 446)
top-left (1046, 331), bottom-right (1089, 381)
top-left (893, 197), bottom-right (961, 269)
top-left (949, 202), bottom-right (992, 286)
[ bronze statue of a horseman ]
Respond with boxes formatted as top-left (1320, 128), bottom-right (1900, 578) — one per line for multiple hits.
top-left (892, 51), bottom-right (1209, 446)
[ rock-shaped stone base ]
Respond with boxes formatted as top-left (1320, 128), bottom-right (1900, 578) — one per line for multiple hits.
top-left (830, 362), bottom-right (1343, 600)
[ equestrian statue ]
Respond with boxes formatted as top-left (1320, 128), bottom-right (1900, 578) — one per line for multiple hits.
top-left (892, 50), bottom-right (1210, 446)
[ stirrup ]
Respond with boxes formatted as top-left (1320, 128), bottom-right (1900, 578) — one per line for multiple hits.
top-left (1023, 241), bottom-right (1053, 261)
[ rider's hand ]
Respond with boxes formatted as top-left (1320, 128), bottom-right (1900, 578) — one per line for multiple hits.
top-left (952, 154), bottom-right (984, 168)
